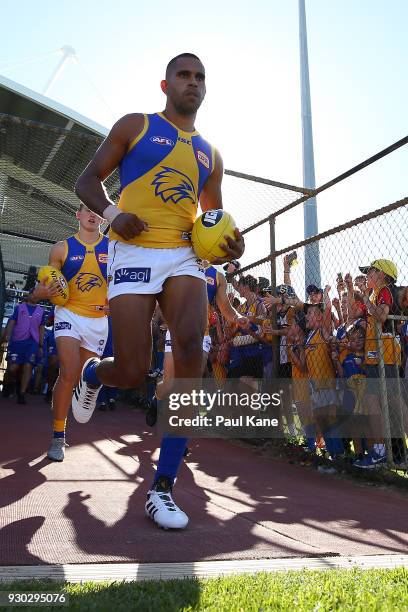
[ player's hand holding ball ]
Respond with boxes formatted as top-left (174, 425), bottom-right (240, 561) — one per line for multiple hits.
top-left (213, 227), bottom-right (244, 265)
top-left (191, 209), bottom-right (245, 264)
top-left (37, 266), bottom-right (69, 306)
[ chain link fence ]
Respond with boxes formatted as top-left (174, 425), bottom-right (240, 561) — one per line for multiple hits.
top-left (214, 137), bottom-right (408, 473)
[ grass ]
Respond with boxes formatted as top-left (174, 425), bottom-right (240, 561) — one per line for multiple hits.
top-left (1, 568), bottom-right (408, 611)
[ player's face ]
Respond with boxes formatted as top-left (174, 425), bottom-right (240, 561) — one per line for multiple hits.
top-left (165, 58), bottom-right (206, 115)
top-left (77, 206), bottom-right (102, 231)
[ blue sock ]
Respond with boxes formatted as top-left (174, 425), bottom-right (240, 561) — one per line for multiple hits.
top-left (324, 428), bottom-right (344, 457)
top-left (154, 436), bottom-right (188, 487)
top-left (324, 435), bottom-right (334, 456)
top-left (83, 360), bottom-right (101, 386)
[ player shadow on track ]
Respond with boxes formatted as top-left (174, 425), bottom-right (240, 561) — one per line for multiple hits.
top-left (184, 438), bottom-right (408, 556)
top-left (61, 431), bottom-right (324, 565)
top-left (2, 399), bottom-right (406, 567)
top-left (0, 516), bottom-right (53, 566)
top-left (63, 426), bottom-right (408, 564)
top-left (0, 457), bottom-right (49, 510)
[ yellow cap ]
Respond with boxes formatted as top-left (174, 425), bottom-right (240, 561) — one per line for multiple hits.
top-left (359, 259), bottom-right (397, 281)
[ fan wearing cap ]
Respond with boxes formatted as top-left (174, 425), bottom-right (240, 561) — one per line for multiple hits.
top-left (354, 259), bottom-right (404, 468)
top-left (358, 259), bottom-right (400, 367)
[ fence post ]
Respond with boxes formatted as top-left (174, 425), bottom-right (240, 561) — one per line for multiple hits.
top-left (269, 216), bottom-right (278, 378)
top-left (389, 318), bottom-right (407, 465)
top-left (375, 322), bottom-right (393, 465)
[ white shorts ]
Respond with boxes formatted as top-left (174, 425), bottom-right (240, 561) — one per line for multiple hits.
top-left (165, 330), bottom-right (212, 354)
top-left (107, 241), bottom-right (206, 299)
top-left (54, 307), bottom-right (108, 356)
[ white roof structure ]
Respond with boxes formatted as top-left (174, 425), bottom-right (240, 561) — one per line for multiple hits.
top-left (0, 75), bottom-right (117, 278)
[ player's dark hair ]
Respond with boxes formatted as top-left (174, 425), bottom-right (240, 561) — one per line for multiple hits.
top-left (166, 53), bottom-right (203, 79)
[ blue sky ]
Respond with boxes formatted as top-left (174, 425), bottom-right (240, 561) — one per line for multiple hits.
top-left (1, 0), bottom-right (407, 279)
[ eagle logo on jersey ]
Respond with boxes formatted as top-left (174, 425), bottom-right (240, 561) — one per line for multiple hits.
top-left (75, 272), bottom-right (103, 293)
top-left (152, 166), bottom-right (196, 204)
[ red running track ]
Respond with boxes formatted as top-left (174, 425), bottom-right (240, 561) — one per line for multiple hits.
top-left (0, 397), bottom-right (407, 565)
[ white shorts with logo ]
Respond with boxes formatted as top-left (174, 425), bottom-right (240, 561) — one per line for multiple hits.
top-left (165, 330), bottom-right (212, 354)
top-left (54, 307), bottom-right (108, 356)
top-left (107, 242), bottom-right (206, 299)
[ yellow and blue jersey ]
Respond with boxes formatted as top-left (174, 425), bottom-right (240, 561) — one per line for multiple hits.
top-left (110, 112), bottom-right (215, 248)
top-left (305, 329), bottom-right (335, 390)
top-left (61, 234), bottom-right (108, 318)
top-left (339, 349), bottom-right (366, 413)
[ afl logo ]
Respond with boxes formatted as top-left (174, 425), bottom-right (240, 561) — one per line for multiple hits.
top-left (197, 150), bottom-right (210, 169)
top-left (202, 210), bottom-right (223, 227)
top-left (150, 136), bottom-right (175, 146)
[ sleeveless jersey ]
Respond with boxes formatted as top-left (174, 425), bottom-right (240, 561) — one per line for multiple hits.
top-left (110, 112), bottom-right (215, 248)
top-left (304, 329), bottom-right (335, 390)
top-left (61, 234), bottom-right (108, 318)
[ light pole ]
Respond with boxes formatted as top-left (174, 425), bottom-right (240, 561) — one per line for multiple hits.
top-left (42, 45), bottom-right (77, 96)
top-left (299, 0), bottom-right (321, 291)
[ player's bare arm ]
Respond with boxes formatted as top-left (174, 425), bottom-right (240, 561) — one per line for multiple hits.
top-left (49, 241), bottom-right (65, 270)
top-left (1, 318), bottom-right (15, 344)
top-left (30, 241), bottom-right (66, 303)
top-left (215, 273), bottom-right (248, 325)
top-left (75, 114), bottom-right (148, 241)
top-left (200, 149), bottom-right (244, 263)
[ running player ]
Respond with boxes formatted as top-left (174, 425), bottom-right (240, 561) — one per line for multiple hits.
top-left (149, 265), bottom-right (248, 422)
top-left (72, 53), bottom-right (244, 528)
top-left (46, 204), bottom-right (109, 461)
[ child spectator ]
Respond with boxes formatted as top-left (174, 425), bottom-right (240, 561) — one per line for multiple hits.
top-left (331, 322), bottom-right (367, 459)
top-left (303, 302), bottom-right (343, 461)
top-left (357, 259), bottom-right (404, 466)
top-left (287, 312), bottom-right (313, 450)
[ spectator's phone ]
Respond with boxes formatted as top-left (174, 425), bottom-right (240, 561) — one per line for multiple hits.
top-left (287, 251), bottom-right (298, 267)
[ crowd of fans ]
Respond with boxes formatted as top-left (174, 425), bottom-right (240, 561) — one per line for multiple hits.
top-left (203, 255), bottom-right (408, 469)
top-left (1, 254), bottom-right (408, 470)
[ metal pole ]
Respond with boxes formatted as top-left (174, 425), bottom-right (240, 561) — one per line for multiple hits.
top-left (0, 172), bottom-right (7, 215)
top-left (390, 319), bottom-right (407, 464)
top-left (375, 322), bottom-right (393, 465)
top-left (298, 0), bottom-right (321, 291)
top-left (269, 217), bottom-right (278, 378)
top-left (42, 46), bottom-right (76, 96)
